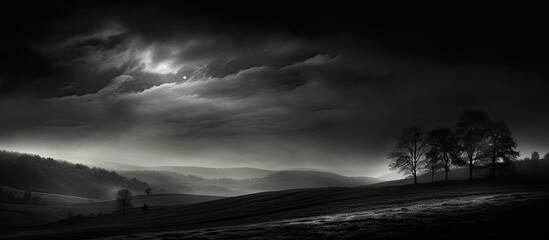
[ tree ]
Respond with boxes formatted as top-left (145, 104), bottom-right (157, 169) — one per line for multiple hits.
top-left (482, 121), bottom-right (519, 177)
top-left (23, 191), bottom-right (32, 204)
top-left (388, 125), bottom-right (429, 184)
top-left (531, 151), bottom-right (540, 161)
top-left (455, 110), bottom-right (491, 180)
top-left (543, 152), bottom-right (549, 161)
top-left (115, 189), bottom-right (133, 216)
top-left (144, 187), bottom-right (152, 196)
top-left (427, 128), bottom-right (460, 181)
top-left (142, 203), bottom-right (149, 214)
top-left (423, 156), bottom-right (443, 182)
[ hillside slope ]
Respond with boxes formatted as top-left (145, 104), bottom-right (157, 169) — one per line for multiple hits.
top-left (149, 166), bottom-right (274, 179)
top-left (0, 192), bottom-right (223, 229)
top-left (0, 151), bottom-right (149, 199)
top-left (0, 186), bottom-right (100, 206)
top-left (374, 160), bottom-right (549, 187)
top-left (3, 178), bottom-right (548, 239)
top-left (104, 162), bottom-right (275, 180)
top-left (118, 170), bottom-right (381, 196)
top-left (247, 171), bottom-right (380, 191)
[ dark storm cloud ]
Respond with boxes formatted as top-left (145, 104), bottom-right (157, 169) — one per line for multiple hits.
top-left (1, 2), bottom-right (548, 176)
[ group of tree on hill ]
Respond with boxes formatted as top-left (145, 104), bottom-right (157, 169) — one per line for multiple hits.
top-left (388, 110), bottom-right (522, 184)
top-left (0, 187), bottom-right (47, 206)
top-left (521, 151), bottom-right (549, 161)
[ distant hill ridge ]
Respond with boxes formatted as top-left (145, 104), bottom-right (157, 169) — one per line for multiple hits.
top-left (104, 162), bottom-right (275, 179)
top-left (250, 171), bottom-right (380, 190)
top-left (0, 150), bottom-right (381, 199)
top-left (118, 169), bottom-right (381, 196)
top-left (0, 150), bottom-right (149, 199)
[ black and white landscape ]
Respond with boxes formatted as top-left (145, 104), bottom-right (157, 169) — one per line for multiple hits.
top-left (1, 2), bottom-right (548, 239)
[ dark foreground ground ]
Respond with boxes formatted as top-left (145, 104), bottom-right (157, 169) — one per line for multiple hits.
top-left (2, 178), bottom-right (548, 239)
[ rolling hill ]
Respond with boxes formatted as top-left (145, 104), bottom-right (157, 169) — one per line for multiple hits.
top-left (151, 166), bottom-right (275, 179)
top-left (0, 190), bottom-right (223, 230)
top-left (104, 162), bottom-right (275, 180)
top-left (116, 170), bottom-right (248, 196)
top-left (118, 170), bottom-right (381, 196)
top-left (246, 171), bottom-right (380, 191)
top-left (0, 185), bottom-right (100, 206)
top-left (373, 159), bottom-right (549, 187)
top-left (0, 150), bottom-right (149, 199)
top-left (3, 178), bottom-right (548, 239)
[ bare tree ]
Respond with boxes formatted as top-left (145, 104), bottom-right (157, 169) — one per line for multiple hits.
top-left (144, 187), bottom-right (152, 196)
top-left (115, 189), bottom-right (133, 216)
top-left (423, 156), bottom-right (444, 182)
top-left (388, 125), bottom-right (429, 184)
top-left (455, 110), bottom-right (491, 180)
top-left (531, 151), bottom-right (540, 161)
top-left (23, 191), bottom-right (32, 204)
top-left (427, 128), bottom-right (460, 181)
top-left (483, 121), bottom-right (519, 177)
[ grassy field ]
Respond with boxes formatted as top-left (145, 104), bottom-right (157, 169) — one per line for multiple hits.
top-left (0, 193), bottom-right (223, 229)
top-left (0, 185), bottom-right (102, 205)
top-left (2, 178), bottom-right (548, 239)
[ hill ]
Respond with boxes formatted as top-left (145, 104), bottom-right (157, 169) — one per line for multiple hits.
top-left (3, 178), bottom-right (548, 239)
top-left (0, 191), bottom-right (223, 229)
top-left (0, 150), bottom-right (149, 199)
top-left (117, 170), bottom-right (247, 196)
top-left (118, 170), bottom-right (381, 196)
top-left (147, 166), bottom-right (274, 180)
top-left (374, 159), bottom-right (549, 187)
top-left (0, 186), bottom-right (100, 206)
top-left (376, 171), bottom-right (404, 181)
top-left (247, 171), bottom-right (380, 191)
top-left (102, 162), bottom-right (275, 179)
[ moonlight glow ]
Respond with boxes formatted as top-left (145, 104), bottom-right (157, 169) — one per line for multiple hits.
top-left (139, 49), bottom-right (183, 74)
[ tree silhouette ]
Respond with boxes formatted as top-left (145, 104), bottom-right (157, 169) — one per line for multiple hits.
top-left (427, 128), bottom-right (460, 181)
top-left (531, 152), bottom-right (540, 161)
top-left (482, 121), bottom-right (519, 177)
top-left (388, 125), bottom-right (429, 184)
top-left (142, 203), bottom-right (149, 214)
top-left (543, 152), bottom-right (549, 161)
top-left (455, 110), bottom-right (491, 180)
top-left (423, 155), bottom-right (443, 182)
top-left (115, 189), bottom-right (133, 216)
top-left (23, 191), bottom-right (32, 204)
top-left (144, 187), bottom-right (152, 196)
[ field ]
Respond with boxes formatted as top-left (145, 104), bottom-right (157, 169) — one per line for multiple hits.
top-left (0, 192), bottom-right (223, 229)
top-left (2, 178), bottom-right (548, 239)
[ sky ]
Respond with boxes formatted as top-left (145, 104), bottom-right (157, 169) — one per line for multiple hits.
top-left (0, 2), bottom-right (548, 177)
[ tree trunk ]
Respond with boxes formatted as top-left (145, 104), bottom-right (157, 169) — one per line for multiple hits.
top-left (431, 172), bottom-right (434, 183)
top-left (492, 157), bottom-right (496, 178)
top-left (445, 169), bottom-right (448, 181)
top-left (469, 162), bottom-right (473, 181)
top-left (413, 173), bottom-right (417, 184)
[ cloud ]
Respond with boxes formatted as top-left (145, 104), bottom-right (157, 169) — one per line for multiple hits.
top-left (1, 3), bottom-right (548, 176)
